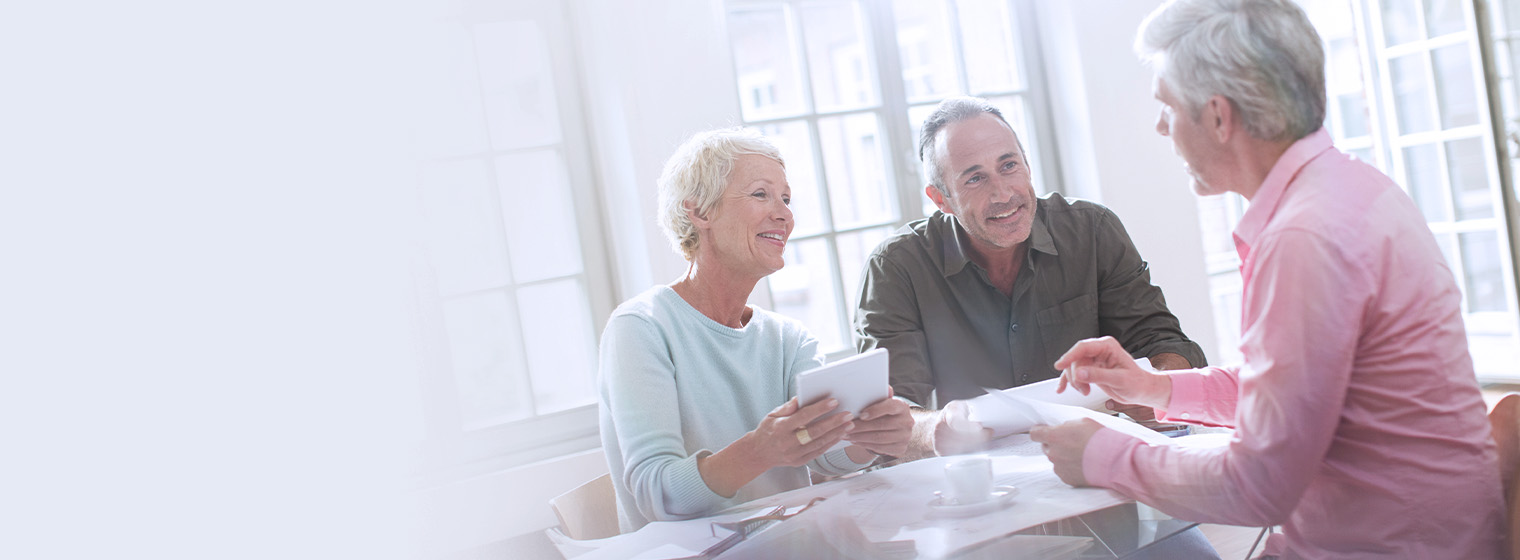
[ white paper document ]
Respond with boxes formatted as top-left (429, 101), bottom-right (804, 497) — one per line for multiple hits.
top-left (962, 358), bottom-right (1167, 442)
top-left (986, 390), bottom-right (1170, 443)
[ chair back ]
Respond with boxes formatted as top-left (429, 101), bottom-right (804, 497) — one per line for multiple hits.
top-left (1489, 393), bottom-right (1520, 560)
top-left (550, 473), bottom-right (619, 540)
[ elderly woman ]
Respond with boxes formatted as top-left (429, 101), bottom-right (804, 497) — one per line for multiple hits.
top-left (597, 128), bottom-right (913, 533)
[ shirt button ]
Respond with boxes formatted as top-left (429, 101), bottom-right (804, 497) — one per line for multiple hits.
top-left (1180, 412), bottom-right (1191, 420)
top-left (1010, 323), bottom-right (1019, 333)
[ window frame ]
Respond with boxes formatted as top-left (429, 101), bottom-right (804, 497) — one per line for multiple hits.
top-left (1192, 0), bottom-right (1520, 379)
top-left (410, 0), bottom-right (616, 477)
top-left (1367, 0), bottom-right (1520, 373)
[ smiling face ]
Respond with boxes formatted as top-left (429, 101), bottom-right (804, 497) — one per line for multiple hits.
top-left (927, 113), bottom-right (1037, 256)
top-left (692, 153), bottom-right (794, 280)
top-left (1154, 75), bottom-right (1226, 197)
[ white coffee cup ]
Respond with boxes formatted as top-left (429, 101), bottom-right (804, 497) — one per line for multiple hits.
top-left (943, 455), bottom-right (993, 505)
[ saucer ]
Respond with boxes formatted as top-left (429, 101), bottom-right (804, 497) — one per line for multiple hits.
top-left (926, 486), bottom-right (1018, 517)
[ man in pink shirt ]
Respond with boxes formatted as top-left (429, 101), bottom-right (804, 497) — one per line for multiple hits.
top-left (1029, 0), bottom-right (1506, 557)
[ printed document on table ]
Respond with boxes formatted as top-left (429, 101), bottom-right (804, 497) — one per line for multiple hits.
top-left (963, 358), bottom-right (1167, 441)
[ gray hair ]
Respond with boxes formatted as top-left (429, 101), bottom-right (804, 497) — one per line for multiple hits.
top-left (656, 128), bottom-right (784, 261)
top-left (917, 96), bottom-right (1024, 196)
top-left (1135, 0), bottom-right (1326, 142)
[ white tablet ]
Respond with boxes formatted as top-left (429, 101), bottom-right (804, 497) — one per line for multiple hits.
top-left (796, 348), bottom-right (889, 450)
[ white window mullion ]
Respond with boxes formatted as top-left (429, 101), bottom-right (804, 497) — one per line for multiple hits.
top-left (944, 0), bottom-right (973, 95)
top-left (864, 0), bottom-right (926, 223)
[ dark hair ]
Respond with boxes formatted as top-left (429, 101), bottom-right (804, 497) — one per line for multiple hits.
top-left (917, 97), bottom-right (1022, 193)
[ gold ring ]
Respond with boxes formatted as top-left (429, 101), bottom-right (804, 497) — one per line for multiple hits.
top-left (794, 427), bottom-right (813, 446)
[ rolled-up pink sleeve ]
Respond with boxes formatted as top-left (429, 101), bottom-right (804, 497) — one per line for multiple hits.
top-left (1154, 367), bottom-right (1239, 428)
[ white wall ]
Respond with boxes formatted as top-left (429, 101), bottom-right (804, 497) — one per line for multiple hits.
top-left (8, 1), bottom-right (431, 559)
top-left (576, 0), bottom-right (742, 298)
top-left (1038, 0), bottom-right (1220, 363)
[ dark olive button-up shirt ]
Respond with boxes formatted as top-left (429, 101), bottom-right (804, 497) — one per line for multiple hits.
top-left (853, 193), bottom-right (1206, 408)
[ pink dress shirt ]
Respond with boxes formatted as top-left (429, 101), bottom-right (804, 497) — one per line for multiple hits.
top-left (1082, 128), bottom-right (1505, 558)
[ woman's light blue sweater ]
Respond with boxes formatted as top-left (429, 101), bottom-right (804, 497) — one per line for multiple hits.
top-left (597, 286), bottom-right (870, 532)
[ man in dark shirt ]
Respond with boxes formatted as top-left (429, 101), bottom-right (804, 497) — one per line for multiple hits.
top-left (855, 96), bottom-right (1206, 455)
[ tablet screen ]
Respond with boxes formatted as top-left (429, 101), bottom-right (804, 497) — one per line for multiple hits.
top-left (796, 348), bottom-right (889, 450)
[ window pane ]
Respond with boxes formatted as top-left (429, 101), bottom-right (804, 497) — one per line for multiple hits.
top-left (1502, 42), bottom-right (1519, 120)
top-left (769, 238), bottom-right (844, 351)
top-left (1507, 0), bottom-right (1520, 31)
top-left (800, 0), bottom-right (879, 112)
top-left (1445, 136), bottom-right (1493, 220)
top-left (908, 103), bottom-right (941, 217)
top-left (894, 0), bottom-right (957, 102)
top-left (445, 290), bottom-right (531, 429)
top-left (819, 113), bottom-right (896, 228)
top-left (1434, 231), bottom-right (1458, 286)
top-left (421, 160), bottom-right (512, 296)
top-left (1381, 0), bottom-right (1423, 46)
top-left (1403, 143), bottom-right (1450, 222)
top-left (1390, 53), bottom-right (1435, 135)
top-left (474, 21), bottom-right (561, 151)
top-left (731, 7), bottom-right (808, 120)
top-left (752, 121), bottom-right (829, 236)
top-left (1425, 0), bottom-right (1464, 38)
top-left (960, 0), bottom-right (1021, 93)
top-left (1433, 44), bottom-right (1479, 129)
top-left (1196, 194), bottom-right (1237, 257)
top-left (957, 0), bottom-right (1022, 94)
top-left (1337, 93), bottom-right (1371, 138)
top-left (1208, 271), bottom-right (1244, 364)
top-left (1459, 231), bottom-right (1505, 312)
top-left (907, 102), bottom-right (936, 151)
top-left (1350, 146), bottom-right (1378, 169)
top-left (837, 226), bottom-right (894, 311)
top-left (518, 279), bottom-right (597, 415)
top-left (499, 150), bottom-right (583, 283)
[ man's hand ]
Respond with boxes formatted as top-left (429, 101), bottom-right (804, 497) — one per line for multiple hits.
top-left (1105, 352), bottom-right (1191, 422)
top-left (933, 400), bottom-right (994, 456)
top-left (1028, 418), bottom-right (1103, 487)
top-left (1054, 336), bottom-right (1173, 411)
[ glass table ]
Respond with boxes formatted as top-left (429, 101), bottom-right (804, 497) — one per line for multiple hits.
top-left (555, 434), bottom-right (1223, 560)
top-left (949, 502), bottom-right (1203, 559)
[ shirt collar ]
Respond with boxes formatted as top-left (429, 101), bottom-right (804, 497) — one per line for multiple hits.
top-left (1232, 127), bottom-right (1335, 255)
top-left (936, 198), bottom-right (1057, 278)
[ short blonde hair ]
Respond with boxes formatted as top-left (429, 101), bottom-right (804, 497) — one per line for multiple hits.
top-left (656, 128), bottom-right (784, 260)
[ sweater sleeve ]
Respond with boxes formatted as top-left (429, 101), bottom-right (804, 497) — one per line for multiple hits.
top-left (600, 313), bottom-right (728, 521)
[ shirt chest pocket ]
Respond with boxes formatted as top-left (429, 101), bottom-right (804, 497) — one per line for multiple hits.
top-left (1035, 293), bottom-right (1100, 357)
